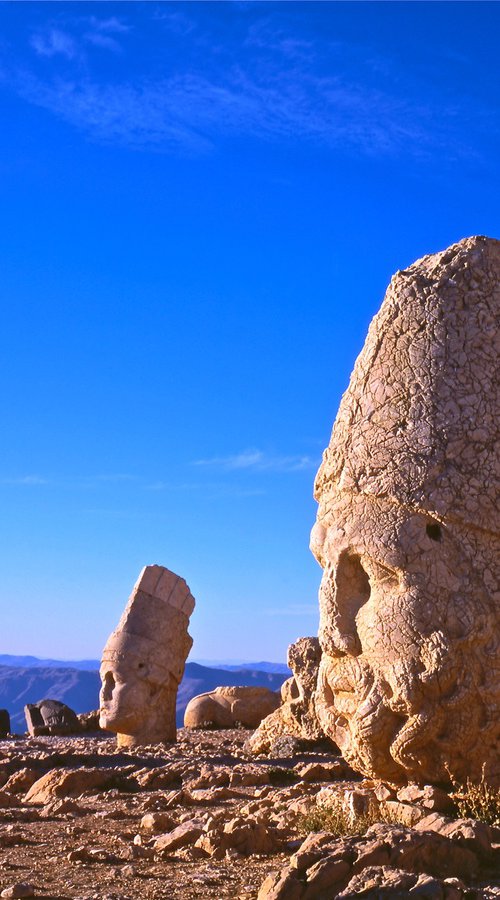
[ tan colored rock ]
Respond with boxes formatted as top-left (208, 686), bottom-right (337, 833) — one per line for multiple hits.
top-left (295, 761), bottom-right (351, 782)
top-left (3, 769), bottom-right (40, 795)
top-left (77, 710), bottom-right (102, 732)
top-left (24, 767), bottom-right (112, 803)
top-left (140, 811), bottom-right (176, 832)
top-left (196, 817), bottom-right (281, 858)
top-left (0, 884), bottom-right (35, 899)
top-left (337, 867), bottom-right (462, 899)
top-left (257, 868), bottom-right (303, 900)
top-left (135, 766), bottom-right (181, 790)
top-left (380, 799), bottom-right (425, 827)
top-left (259, 821), bottom-right (481, 899)
top-left (153, 820), bottom-right (204, 854)
top-left (415, 813), bottom-right (493, 860)
top-left (247, 637), bottom-right (325, 753)
top-left (311, 236), bottom-right (500, 786)
top-left (100, 564), bottom-right (195, 747)
top-left (396, 783), bottom-right (455, 814)
top-left (184, 685), bottom-right (280, 729)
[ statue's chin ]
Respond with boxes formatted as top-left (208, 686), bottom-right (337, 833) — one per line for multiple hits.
top-left (99, 711), bottom-right (117, 732)
top-left (99, 707), bottom-right (142, 735)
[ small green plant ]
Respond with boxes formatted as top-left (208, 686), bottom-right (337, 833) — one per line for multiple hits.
top-left (450, 769), bottom-right (500, 827)
top-left (267, 766), bottom-right (299, 787)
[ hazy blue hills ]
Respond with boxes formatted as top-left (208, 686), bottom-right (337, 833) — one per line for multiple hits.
top-left (0, 654), bottom-right (100, 671)
top-left (0, 655), bottom-right (291, 675)
top-left (0, 657), bottom-right (289, 732)
top-left (0, 665), bottom-right (101, 732)
top-left (193, 660), bottom-right (291, 675)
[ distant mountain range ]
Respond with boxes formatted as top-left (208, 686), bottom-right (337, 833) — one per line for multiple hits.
top-left (192, 660), bottom-right (291, 675)
top-left (0, 654), bottom-right (101, 671)
top-left (0, 655), bottom-right (291, 676)
top-left (0, 655), bottom-right (290, 733)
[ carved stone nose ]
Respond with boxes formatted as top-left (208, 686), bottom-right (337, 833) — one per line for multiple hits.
top-left (319, 551), bottom-right (371, 657)
top-left (101, 671), bottom-right (115, 702)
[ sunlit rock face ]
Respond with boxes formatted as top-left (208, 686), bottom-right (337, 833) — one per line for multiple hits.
top-left (246, 637), bottom-right (326, 754)
top-left (311, 236), bottom-right (500, 786)
top-left (99, 565), bottom-right (195, 747)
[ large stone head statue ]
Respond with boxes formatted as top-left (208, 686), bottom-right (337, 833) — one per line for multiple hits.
top-left (99, 565), bottom-right (195, 747)
top-left (311, 236), bottom-right (500, 786)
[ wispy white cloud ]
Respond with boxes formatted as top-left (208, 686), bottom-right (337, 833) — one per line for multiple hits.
top-left (193, 449), bottom-right (316, 473)
top-left (0, 473), bottom-right (134, 488)
top-left (15, 68), bottom-right (435, 157)
top-left (11, 10), bottom-right (490, 161)
top-left (30, 15), bottom-right (128, 64)
top-left (0, 475), bottom-right (49, 486)
top-left (31, 28), bottom-right (77, 60)
top-left (16, 74), bottom-right (213, 153)
top-left (84, 32), bottom-right (122, 54)
top-left (152, 9), bottom-right (196, 36)
top-left (85, 16), bottom-right (129, 35)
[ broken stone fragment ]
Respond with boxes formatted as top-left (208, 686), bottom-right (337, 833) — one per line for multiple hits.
top-left (24, 700), bottom-right (80, 737)
top-left (0, 885), bottom-right (35, 899)
top-left (99, 564), bottom-right (195, 747)
top-left (3, 769), bottom-right (40, 795)
top-left (24, 767), bottom-right (114, 803)
top-left (247, 637), bottom-right (328, 754)
top-left (184, 685), bottom-right (280, 729)
top-left (153, 820), bottom-right (204, 854)
top-left (140, 811), bottom-right (176, 832)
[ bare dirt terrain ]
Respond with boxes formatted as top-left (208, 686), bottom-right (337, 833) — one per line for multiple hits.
top-left (0, 729), bottom-right (498, 899)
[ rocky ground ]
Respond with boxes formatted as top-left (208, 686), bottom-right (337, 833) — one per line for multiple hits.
top-left (0, 729), bottom-right (498, 899)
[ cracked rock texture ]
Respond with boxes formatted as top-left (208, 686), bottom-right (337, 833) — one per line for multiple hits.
top-left (184, 686), bottom-right (280, 730)
top-left (310, 236), bottom-right (500, 786)
top-left (1, 731), bottom-right (498, 899)
top-left (247, 639), bottom-right (326, 754)
top-left (100, 565), bottom-right (195, 748)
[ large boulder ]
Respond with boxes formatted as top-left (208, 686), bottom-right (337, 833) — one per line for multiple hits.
top-left (24, 699), bottom-right (80, 737)
top-left (310, 236), bottom-right (500, 787)
top-left (183, 686), bottom-right (280, 729)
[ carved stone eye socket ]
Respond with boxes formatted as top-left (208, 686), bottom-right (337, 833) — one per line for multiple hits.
top-left (101, 671), bottom-right (115, 701)
top-left (426, 522), bottom-right (442, 542)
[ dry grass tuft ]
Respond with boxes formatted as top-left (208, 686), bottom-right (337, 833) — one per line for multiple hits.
top-left (450, 770), bottom-right (500, 827)
top-left (297, 795), bottom-right (383, 838)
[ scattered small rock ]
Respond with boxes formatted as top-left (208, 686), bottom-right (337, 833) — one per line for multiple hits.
top-left (1, 885), bottom-right (35, 899)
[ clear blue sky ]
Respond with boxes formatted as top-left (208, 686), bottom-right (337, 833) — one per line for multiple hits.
top-left (1, 2), bottom-right (499, 662)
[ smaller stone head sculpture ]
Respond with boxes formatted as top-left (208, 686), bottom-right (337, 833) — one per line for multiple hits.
top-left (99, 565), bottom-right (195, 747)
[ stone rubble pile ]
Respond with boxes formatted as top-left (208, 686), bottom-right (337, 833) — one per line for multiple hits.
top-left (0, 730), bottom-right (498, 898)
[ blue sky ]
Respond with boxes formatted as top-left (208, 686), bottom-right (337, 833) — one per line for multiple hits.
top-left (1, 2), bottom-right (499, 662)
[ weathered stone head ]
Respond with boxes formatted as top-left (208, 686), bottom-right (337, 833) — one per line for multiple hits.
top-left (99, 565), bottom-right (195, 747)
top-left (246, 637), bottom-right (327, 754)
top-left (311, 236), bottom-right (500, 786)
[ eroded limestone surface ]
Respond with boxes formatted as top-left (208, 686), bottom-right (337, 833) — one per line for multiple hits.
top-left (311, 236), bottom-right (500, 786)
top-left (184, 686), bottom-right (280, 730)
top-left (247, 638), bottom-right (326, 754)
top-left (100, 565), bottom-right (195, 747)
